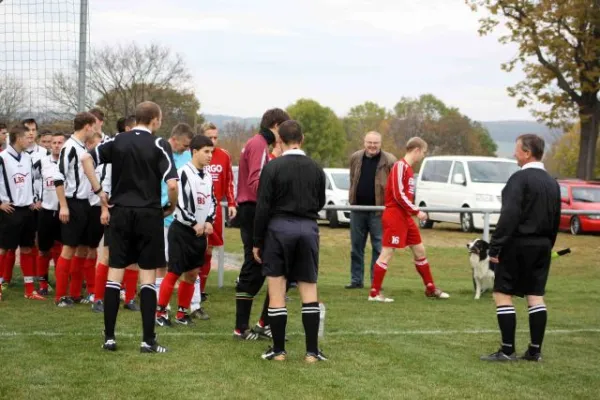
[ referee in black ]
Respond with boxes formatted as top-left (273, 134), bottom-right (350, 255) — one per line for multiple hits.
top-left (81, 101), bottom-right (178, 353)
top-left (252, 120), bottom-right (327, 362)
top-left (481, 134), bottom-right (561, 362)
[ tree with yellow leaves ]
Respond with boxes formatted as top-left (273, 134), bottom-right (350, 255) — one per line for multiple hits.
top-left (545, 124), bottom-right (600, 178)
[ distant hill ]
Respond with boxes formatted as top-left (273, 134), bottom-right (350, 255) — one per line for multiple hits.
top-left (480, 120), bottom-right (563, 157)
top-left (203, 114), bottom-right (564, 157)
top-left (203, 114), bottom-right (260, 130)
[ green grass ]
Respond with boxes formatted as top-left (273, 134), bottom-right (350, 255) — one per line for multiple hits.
top-left (1, 224), bottom-right (599, 400)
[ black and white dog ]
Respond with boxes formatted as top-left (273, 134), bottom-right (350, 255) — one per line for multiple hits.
top-left (466, 239), bottom-right (496, 300)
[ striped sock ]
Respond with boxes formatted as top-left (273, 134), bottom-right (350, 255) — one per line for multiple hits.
top-left (104, 281), bottom-right (121, 339)
top-left (235, 292), bottom-right (255, 332)
top-left (302, 302), bottom-right (321, 354)
top-left (268, 307), bottom-right (287, 353)
top-left (528, 304), bottom-right (547, 354)
top-left (496, 305), bottom-right (516, 355)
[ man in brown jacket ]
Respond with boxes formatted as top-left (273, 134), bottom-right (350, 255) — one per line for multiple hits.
top-left (346, 131), bottom-right (396, 289)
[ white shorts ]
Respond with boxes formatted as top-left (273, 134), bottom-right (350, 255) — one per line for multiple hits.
top-left (164, 226), bottom-right (169, 262)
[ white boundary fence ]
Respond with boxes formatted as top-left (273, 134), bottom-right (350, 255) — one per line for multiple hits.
top-left (215, 204), bottom-right (600, 288)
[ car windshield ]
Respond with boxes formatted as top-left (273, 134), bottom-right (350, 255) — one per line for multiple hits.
top-left (572, 187), bottom-right (600, 203)
top-left (331, 172), bottom-right (350, 190)
top-left (467, 161), bottom-right (520, 183)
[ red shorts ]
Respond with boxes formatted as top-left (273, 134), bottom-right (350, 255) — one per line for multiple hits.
top-left (382, 207), bottom-right (422, 249)
top-left (208, 206), bottom-right (224, 247)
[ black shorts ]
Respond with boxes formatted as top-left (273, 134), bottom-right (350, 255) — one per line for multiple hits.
top-left (83, 206), bottom-right (104, 248)
top-left (493, 239), bottom-right (552, 297)
top-left (262, 216), bottom-right (319, 283)
top-left (167, 220), bottom-right (207, 275)
top-left (108, 205), bottom-right (165, 270)
top-left (103, 225), bottom-right (111, 248)
top-left (61, 198), bottom-right (92, 247)
top-left (0, 207), bottom-right (36, 250)
top-left (38, 208), bottom-right (61, 252)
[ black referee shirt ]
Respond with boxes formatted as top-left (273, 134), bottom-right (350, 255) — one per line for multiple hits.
top-left (90, 127), bottom-right (178, 208)
top-left (253, 149), bottom-right (326, 248)
top-left (489, 162), bottom-right (561, 258)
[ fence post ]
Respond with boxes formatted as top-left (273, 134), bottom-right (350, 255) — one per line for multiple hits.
top-left (77, 0), bottom-right (88, 112)
top-left (483, 212), bottom-right (490, 242)
top-left (217, 204), bottom-right (226, 288)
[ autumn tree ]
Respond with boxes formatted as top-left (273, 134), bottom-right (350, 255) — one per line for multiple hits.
top-left (47, 42), bottom-right (202, 134)
top-left (545, 124), bottom-right (600, 178)
top-left (217, 121), bottom-right (255, 165)
top-left (286, 99), bottom-right (346, 167)
top-left (467, 0), bottom-right (600, 180)
top-left (0, 75), bottom-right (26, 122)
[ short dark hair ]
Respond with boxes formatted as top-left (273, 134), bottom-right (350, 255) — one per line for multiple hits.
top-left (73, 112), bottom-right (97, 131)
top-left (88, 108), bottom-right (105, 122)
top-left (517, 134), bottom-right (545, 160)
top-left (171, 123), bottom-right (194, 139)
top-left (9, 125), bottom-right (27, 144)
top-left (278, 120), bottom-right (303, 145)
top-left (190, 134), bottom-right (213, 153)
top-left (0, 122), bottom-right (7, 131)
top-left (52, 132), bottom-right (66, 140)
top-left (21, 118), bottom-right (38, 129)
top-left (39, 129), bottom-right (52, 137)
top-left (116, 115), bottom-right (136, 133)
top-left (135, 101), bottom-right (161, 125)
top-left (260, 108), bottom-right (290, 131)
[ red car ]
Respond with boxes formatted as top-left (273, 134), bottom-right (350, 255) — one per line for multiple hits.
top-left (558, 180), bottom-right (600, 235)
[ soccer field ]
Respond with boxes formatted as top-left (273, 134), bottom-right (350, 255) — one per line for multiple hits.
top-left (1, 225), bottom-right (599, 400)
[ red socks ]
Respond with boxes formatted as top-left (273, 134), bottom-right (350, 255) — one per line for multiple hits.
top-left (370, 261), bottom-right (388, 297)
top-left (157, 272), bottom-right (179, 310)
top-left (123, 268), bottom-right (139, 303)
top-left (415, 257), bottom-right (436, 292)
top-left (54, 256), bottom-right (71, 302)
top-left (84, 257), bottom-right (97, 296)
top-left (36, 253), bottom-right (51, 291)
top-left (200, 253), bottom-right (212, 293)
top-left (69, 256), bottom-right (86, 299)
top-left (51, 243), bottom-right (62, 267)
top-left (20, 252), bottom-right (36, 296)
top-left (176, 281), bottom-right (195, 319)
top-left (3, 250), bottom-right (16, 283)
top-left (0, 253), bottom-right (5, 285)
top-left (94, 263), bottom-right (109, 302)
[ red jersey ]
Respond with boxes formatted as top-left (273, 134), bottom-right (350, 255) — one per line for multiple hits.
top-left (384, 159), bottom-right (419, 216)
top-left (269, 152), bottom-right (277, 160)
top-left (205, 147), bottom-right (235, 207)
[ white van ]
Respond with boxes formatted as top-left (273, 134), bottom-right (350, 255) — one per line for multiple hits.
top-left (414, 156), bottom-right (519, 232)
top-left (318, 168), bottom-right (350, 227)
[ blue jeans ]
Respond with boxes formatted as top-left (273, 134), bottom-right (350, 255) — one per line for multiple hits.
top-left (349, 211), bottom-right (382, 286)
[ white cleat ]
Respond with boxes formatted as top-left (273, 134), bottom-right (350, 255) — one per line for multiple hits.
top-left (426, 288), bottom-right (450, 299)
top-left (368, 294), bottom-right (394, 303)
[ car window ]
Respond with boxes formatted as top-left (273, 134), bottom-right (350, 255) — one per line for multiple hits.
top-left (331, 172), bottom-right (349, 190)
top-left (451, 162), bottom-right (465, 184)
top-left (559, 185), bottom-right (569, 199)
top-left (326, 176), bottom-right (333, 190)
top-left (467, 161), bottom-right (519, 183)
top-left (572, 186), bottom-right (600, 203)
top-left (421, 160), bottom-right (452, 183)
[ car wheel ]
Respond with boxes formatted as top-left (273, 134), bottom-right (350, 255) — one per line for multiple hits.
top-left (460, 208), bottom-right (475, 233)
top-left (327, 209), bottom-right (340, 228)
top-left (570, 216), bottom-right (582, 235)
top-left (418, 203), bottom-right (434, 229)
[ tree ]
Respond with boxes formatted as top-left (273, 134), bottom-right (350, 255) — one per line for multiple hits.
top-left (286, 99), bottom-right (346, 167)
top-left (218, 121), bottom-right (255, 165)
top-left (545, 124), bottom-right (600, 178)
top-left (0, 75), bottom-right (26, 122)
top-left (467, 0), bottom-right (600, 180)
top-left (46, 42), bottom-right (201, 133)
top-left (343, 101), bottom-right (390, 161)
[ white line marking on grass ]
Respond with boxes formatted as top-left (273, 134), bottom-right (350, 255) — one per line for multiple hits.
top-left (0, 328), bottom-right (599, 338)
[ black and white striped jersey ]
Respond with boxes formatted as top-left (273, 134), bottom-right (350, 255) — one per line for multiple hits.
top-left (0, 146), bottom-right (36, 207)
top-left (174, 162), bottom-right (216, 227)
top-left (40, 155), bottom-right (60, 211)
top-left (54, 135), bottom-right (91, 200)
top-left (25, 144), bottom-right (48, 201)
top-left (89, 163), bottom-right (109, 206)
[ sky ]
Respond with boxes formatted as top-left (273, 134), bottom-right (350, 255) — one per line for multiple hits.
top-left (89, 0), bottom-right (530, 121)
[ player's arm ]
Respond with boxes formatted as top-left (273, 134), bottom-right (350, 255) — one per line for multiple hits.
top-left (253, 164), bottom-right (274, 250)
top-left (157, 138), bottom-right (179, 216)
top-left (81, 153), bottom-right (102, 196)
top-left (391, 162), bottom-right (419, 215)
top-left (224, 153), bottom-right (236, 207)
top-left (318, 167), bottom-right (327, 210)
top-left (54, 147), bottom-right (71, 222)
top-left (0, 159), bottom-right (13, 213)
top-left (489, 174), bottom-right (524, 259)
top-left (32, 158), bottom-right (43, 206)
top-left (203, 182), bottom-right (217, 236)
top-left (550, 183), bottom-right (561, 248)
top-left (247, 141), bottom-right (267, 197)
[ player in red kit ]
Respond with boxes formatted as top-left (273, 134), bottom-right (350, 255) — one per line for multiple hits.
top-left (369, 137), bottom-right (449, 302)
top-left (189, 122), bottom-right (237, 319)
